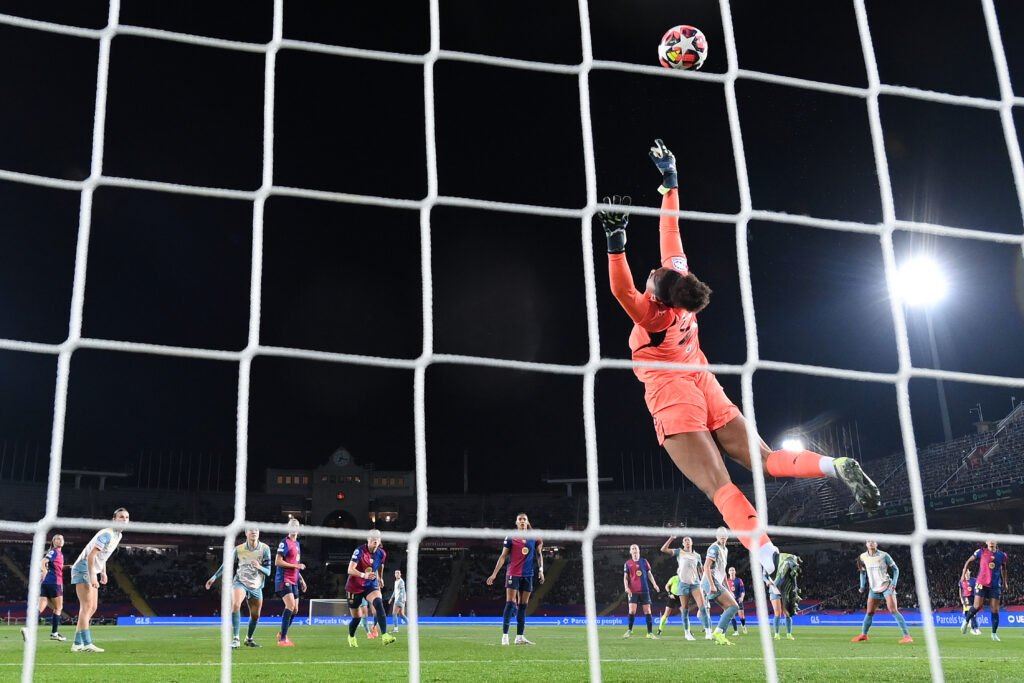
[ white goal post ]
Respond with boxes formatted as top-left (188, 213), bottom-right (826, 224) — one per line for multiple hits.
top-left (308, 598), bottom-right (351, 621)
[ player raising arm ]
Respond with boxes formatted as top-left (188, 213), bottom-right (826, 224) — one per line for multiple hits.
top-left (486, 512), bottom-right (544, 645)
top-left (599, 139), bottom-right (882, 610)
top-left (960, 541), bottom-right (1009, 641)
top-left (658, 535), bottom-right (709, 639)
top-left (851, 541), bottom-right (912, 644)
top-left (206, 527), bottom-right (272, 648)
top-left (622, 544), bottom-right (660, 639)
top-left (345, 529), bottom-right (395, 647)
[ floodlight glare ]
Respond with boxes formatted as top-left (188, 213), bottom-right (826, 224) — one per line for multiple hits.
top-left (781, 438), bottom-right (804, 452)
top-left (896, 257), bottom-right (948, 307)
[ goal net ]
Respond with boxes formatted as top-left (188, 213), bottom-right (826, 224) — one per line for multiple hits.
top-left (308, 599), bottom-right (351, 622)
top-left (2, 1), bottom-right (1023, 682)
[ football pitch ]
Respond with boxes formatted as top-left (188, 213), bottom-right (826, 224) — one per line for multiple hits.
top-left (1, 625), bottom-right (1017, 682)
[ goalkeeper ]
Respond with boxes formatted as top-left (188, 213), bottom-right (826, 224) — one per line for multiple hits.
top-left (206, 527), bottom-right (272, 649)
top-left (599, 139), bottom-right (882, 610)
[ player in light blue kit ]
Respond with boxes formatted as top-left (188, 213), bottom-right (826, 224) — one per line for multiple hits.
top-left (701, 528), bottom-right (740, 646)
top-left (659, 535), bottom-right (709, 640)
top-left (206, 527), bottom-right (272, 648)
top-left (851, 541), bottom-right (912, 644)
top-left (70, 508), bottom-right (129, 653)
top-left (389, 569), bottom-right (407, 632)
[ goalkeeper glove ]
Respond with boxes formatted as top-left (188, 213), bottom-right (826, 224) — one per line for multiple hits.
top-left (649, 138), bottom-right (678, 194)
top-left (597, 195), bottom-right (630, 254)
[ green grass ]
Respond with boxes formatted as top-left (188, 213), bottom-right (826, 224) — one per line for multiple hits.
top-left (1, 624), bottom-right (1017, 682)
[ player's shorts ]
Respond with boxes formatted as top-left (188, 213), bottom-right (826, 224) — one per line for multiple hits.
top-left (70, 560), bottom-right (90, 585)
top-left (394, 600), bottom-right (406, 609)
top-left (505, 575), bottom-right (534, 592)
top-left (975, 585), bottom-right (1002, 601)
top-left (648, 371), bottom-right (741, 444)
top-left (40, 584), bottom-right (62, 599)
top-left (232, 581), bottom-right (263, 601)
top-left (276, 581), bottom-right (300, 599)
top-left (628, 591), bottom-right (651, 605)
top-left (960, 595), bottom-right (972, 607)
top-left (677, 582), bottom-right (702, 598)
top-left (767, 583), bottom-right (782, 601)
top-left (666, 593), bottom-right (681, 609)
top-left (867, 585), bottom-right (895, 601)
top-left (701, 577), bottom-right (727, 601)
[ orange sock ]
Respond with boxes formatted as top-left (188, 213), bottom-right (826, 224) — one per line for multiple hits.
top-left (766, 450), bottom-right (828, 478)
top-left (712, 483), bottom-right (771, 551)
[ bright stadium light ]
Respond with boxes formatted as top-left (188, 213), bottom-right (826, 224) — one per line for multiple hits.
top-left (781, 438), bottom-right (804, 452)
top-left (895, 257), bottom-right (948, 307)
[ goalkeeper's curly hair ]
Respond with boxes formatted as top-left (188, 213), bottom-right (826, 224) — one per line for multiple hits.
top-left (654, 268), bottom-right (712, 313)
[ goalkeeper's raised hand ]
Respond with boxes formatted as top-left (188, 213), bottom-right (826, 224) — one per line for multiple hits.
top-left (649, 138), bottom-right (678, 194)
top-left (598, 195), bottom-right (631, 254)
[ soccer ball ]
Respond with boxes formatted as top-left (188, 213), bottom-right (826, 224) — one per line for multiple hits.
top-left (658, 25), bottom-right (708, 71)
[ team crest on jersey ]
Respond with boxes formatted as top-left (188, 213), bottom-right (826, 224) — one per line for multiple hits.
top-left (635, 570), bottom-right (642, 576)
top-left (671, 256), bottom-right (687, 272)
top-left (989, 562), bottom-right (996, 569)
top-left (522, 547), bottom-right (529, 555)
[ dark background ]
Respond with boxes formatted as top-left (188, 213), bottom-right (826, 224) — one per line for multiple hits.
top-left (1, 0), bottom-right (1023, 499)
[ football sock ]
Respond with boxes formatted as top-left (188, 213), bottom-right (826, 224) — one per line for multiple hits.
top-left (362, 614), bottom-right (372, 633)
top-left (731, 617), bottom-right (737, 631)
top-left (231, 611), bottom-right (241, 638)
top-left (280, 609), bottom-right (293, 638)
top-left (773, 615), bottom-right (781, 634)
top-left (659, 612), bottom-right (669, 631)
top-left (699, 605), bottom-right (711, 631)
top-left (992, 612), bottom-right (999, 633)
top-left (247, 616), bottom-right (259, 639)
top-left (348, 616), bottom-right (361, 637)
top-left (682, 611), bottom-right (690, 631)
top-left (51, 613), bottom-right (60, 633)
top-left (74, 631), bottom-right (83, 645)
top-left (965, 606), bottom-right (980, 622)
top-left (893, 611), bottom-right (909, 637)
top-left (713, 483), bottom-right (772, 564)
top-left (717, 605), bottom-right (738, 632)
top-left (766, 450), bottom-right (834, 478)
top-left (741, 616), bottom-right (746, 626)
top-left (373, 598), bottom-right (388, 634)
top-left (785, 616), bottom-right (793, 634)
top-left (83, 629), bottom-right (92, 645)
top-left (861, 613), bottom-right (873, 635)
top-left (516, 602), bottom-right (528, 636)
top-left (627, 614), bottom-right (635, 631)
top-left (645, 614), bottom-right (652, 633)
top-left (502, 601), bottom-right (515, 634)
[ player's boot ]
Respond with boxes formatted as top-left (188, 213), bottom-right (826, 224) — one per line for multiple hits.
top-left (371, 625), bottom-right (379, 638)
top-left (244, 638), bottom-right (261, 648)
top-left (79, 644), bottom-right (104, 652)
top-left (684, 630), bottom-right (696, 641)
top-left (646, 632), bottom-right (659, 640)
top-left (514, 636), bottom-right (536, 645)
top-left (773, 633), bottom-right (780, 641)
top-left (711, 629), bottom-right (734, 646)
top-left (960, 619), bottom-right (969, 634)
top-left (50, 632), bottom-right (67, 641)
top-left (704, 630), bottom-right (713, 641)
top-left (71, 644), bottom-right (85, 652)
top-left (231, 637), bottom-right (240, 649)
top-left (742, 625), bottom-right (748, 634)
top-left (833, 457), bottom-right (881, 510)
top-left (786, 633), bottom-right (795, 641)
top-left (991, 633), bottom-right (1001, 642)
top-left (971, 628), bottom-right (981, 635)
top-left (622, 630), bottom-right (632, 638)
top-left (347, 635), bottom-right (358, 648)
top-left (898, 635), bottom-right (913, 644)
top-left (277, 637), bottom-right (294, 647)
top-left (381, 632), bottom-right (397, 645)
top-left (656, 629), bottom-right (662, 636)
top-left (21, 627), bottom-right (27, 642)
top-left (501, 634), bottom-right (510, 645)
top-left (851, 634), bottom-right (869, 642)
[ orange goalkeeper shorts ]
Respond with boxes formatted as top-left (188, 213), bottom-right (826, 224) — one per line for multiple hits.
top-left (646, 370), bottom-right (740, 445)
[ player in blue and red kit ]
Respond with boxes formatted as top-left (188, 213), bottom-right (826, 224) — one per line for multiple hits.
top-left (958, 569), bottom-right (979, 635)
top-left (961, 541), bottom-right (1009, 641)
top-left (727, 567), bottom-right (747, 634)
top-left (274, 518), bottom-right (307, 646)
top-left (622, 544), bottom-right (661, 639)
top-left (22, 534), bottom-right (67, 643)
top-left (487, 513), bottom-right (544, 645)
top-left (346, 529), bottom-right (395, 647)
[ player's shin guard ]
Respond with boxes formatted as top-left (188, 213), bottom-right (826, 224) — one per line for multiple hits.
top-left (861, 613), bottom-right (873, 635)
top-left (717, 605), bottom-right (738, 632)
top-left (516, 602), bottom-right (528, 636)
top-left (372, 598), bottom-right (388, 634)
top-left (502, 601), bottom-right (515, 634)
top-left (992, 612), bottom-right (999, 633)
top-left (348, 616), bottom-right (361, 637)
top-left (247, 616), bottom-right (259, 639)
top-left (766, 450), bottom-right (831, 478)
top-left (785, 615), bottom-right (793, 635)
top-left (893, 611), bottom-right (909, 637)
top-left (231, 612), bottom-right (241, 638)
top-left (280, 609), bottom-right (293, 638)
top-left (712, 484), bottom-right (771, 554)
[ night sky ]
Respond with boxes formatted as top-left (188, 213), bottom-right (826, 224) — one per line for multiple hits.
top-left (1, 1), bottom-right (1023, 502)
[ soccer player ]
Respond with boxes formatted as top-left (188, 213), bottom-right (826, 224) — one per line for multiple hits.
top-left (764, 571), bottom-right (794, 640)
top-left (851, 541), bottom-right (912, 644)
top-left (701, 529), bottom-right (741, 645)
top-left (958, 568), bottom-right (980, 635)
top-left (389, 569), bottom-right (407, 632)
top-left (960, 540), bottom-right (1009, 641)
top-left (486, 512), bottom-right (544, 645)
top-left (600, 139), bottom-right (883, 608)
top-left (70, 507), bottom-right (129, 652)
top-left (658, 535), bottom-right (709, 640)
top-left (622, 544), bottom-right (660, 639)
top-left (727, 567), bottom-right (747, 634)
top-left (346, 529), bottom-right (395, 646)
top-left (21, 534), bottom-right (67, 643)
top-left (274, 518), bottom-right (307, 646)
top-left (205, 526), bottom-right (272, 648)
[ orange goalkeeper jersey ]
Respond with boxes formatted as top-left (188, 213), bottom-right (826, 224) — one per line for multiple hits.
top-left (608, 188), bottom-right (708, 390)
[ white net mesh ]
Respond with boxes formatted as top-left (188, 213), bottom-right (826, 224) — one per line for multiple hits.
top-left (2, 1), bottom-right (1023, 681)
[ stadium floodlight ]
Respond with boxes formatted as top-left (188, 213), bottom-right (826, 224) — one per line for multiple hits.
top-left (780, 438), bottom-right (805, 452)
top-left (895, 257), bottom-right (948, 307)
